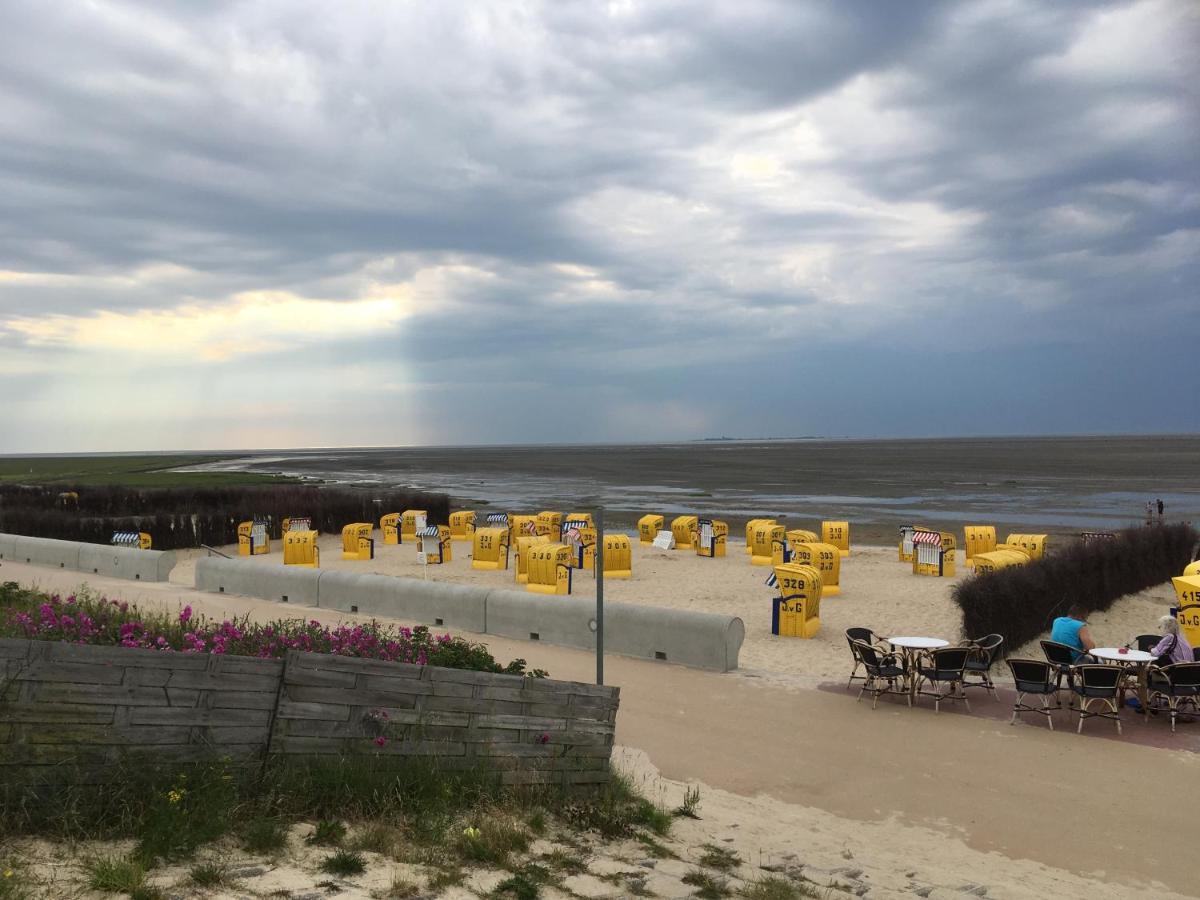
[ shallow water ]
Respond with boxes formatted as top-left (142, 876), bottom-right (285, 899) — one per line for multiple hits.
top-left (176, 435), bottom-right (1200, 535)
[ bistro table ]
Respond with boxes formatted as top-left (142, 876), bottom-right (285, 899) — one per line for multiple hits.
top-left (888, 636), bottom-right (950, 701)
top-left (1091, 647), bottom-right (1155, 719)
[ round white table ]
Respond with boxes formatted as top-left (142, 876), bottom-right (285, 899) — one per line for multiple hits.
top-left (887, 637), bottom-right (950, 700)
top-left (888, 637), bottom-right (950, 651)
top-left (1091, 648), bottom-right (1156, 720)
top-left (1091, 648), bottom-right (1154, 664)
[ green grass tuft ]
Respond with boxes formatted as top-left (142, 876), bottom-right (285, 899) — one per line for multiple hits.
top-left (383, 875), bottom-right (423, 898)
top-left (526, 809), bottom-right (547, 834)
top-left (86, 856), bottom-right (147, 894)
top-left (492, 863), bottom-right (554, 899)
top-left (674, 784), bottom-right (702, 818)
top-left (635, 832), bottom-right (678, 859)
top-left (187, 861), bottom-right (230, 887)
top-left (349, 822), bottom-right (402, 855)
top-left (241, 818), bottom-right (289, 855)
top-left (319, 849), bottom-right (367, 877)
top-left (309, 819), bottom-right (347, 846)
top-left (455, 814), bottom-right (531, 866)
top-left (538, 848), bottom-right (588, 875)
top-left (683, 868), bottom-right (732, 898)
top-left (426, 866), bottom-right (466, 890)
top-left (560, 773), bottom-right (672, 839)
top-left (699, 843), bottom-right (742, 872)
top-left (740, 875), bottom-right (826, 899)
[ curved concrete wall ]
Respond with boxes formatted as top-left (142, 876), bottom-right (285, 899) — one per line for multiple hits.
top-left (188, 558), bottom-right (744, 672)
top-left (0, 533), bottom-right (176, 582)
top-left (78, 544), bottom-right (177, 583)
top-left (604, 603), bottom-right (745, 672)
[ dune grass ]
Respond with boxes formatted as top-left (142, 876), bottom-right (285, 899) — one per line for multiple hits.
top-left (0, 755), bottom-right (671, 897)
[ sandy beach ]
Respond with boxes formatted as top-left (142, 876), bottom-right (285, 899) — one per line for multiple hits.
top-left (168, 534), bottom-right (1184, 680)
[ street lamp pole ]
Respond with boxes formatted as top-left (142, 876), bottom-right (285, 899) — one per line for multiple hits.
top-left (595, 506), bottom-right (604, 685)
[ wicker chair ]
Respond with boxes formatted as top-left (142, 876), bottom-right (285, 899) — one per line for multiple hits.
top-left (1133, 634), bottom-right (1161, 654)
top-left (1147, 662), bottom-right (1200, 733)
top-left (1040, 640), bottom-right (1082, 706)
top-left (852, 640), bottom-right (910, 710)
top-left (1071, 664), bottom-right (1125, 734)
top-left (914, 646), bottom-right (972, 713)
top-left (845, 627), bottom-right (893, 690)
top-left (961, 634), bottom-right (1004, 697)
top-left (1005, 658), bottom-right (1059, 730)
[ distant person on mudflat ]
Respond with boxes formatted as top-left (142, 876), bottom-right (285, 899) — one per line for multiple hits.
top-left (1050, 605), bottom-right (1096, 661)
top-left (1149, 615), bottom-right (1193, 667)
top-left (1157, 498), bottom-right (1164, 518)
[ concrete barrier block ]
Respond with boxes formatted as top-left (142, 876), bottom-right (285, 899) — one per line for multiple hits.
top-left (484, 589), bottom-right (598, 651)
top-left (194, 557), bottom-right (319, 605)
top-left (77, 543), bottom-right (176, 582)
top-left (12, 536), bottom-right (81, 571)
top-left (315, 571), bottom-right (379, 614)
top-left (195, 556), bottom-right (235, 593)
top-left (0, 533), bottom-right (18, 561)
top-left (604, 604), bottom-right (745, 672)
top-left (373, 578), bottom-right (488, 632)
top-left (483, 588), bottom-right (744, 672)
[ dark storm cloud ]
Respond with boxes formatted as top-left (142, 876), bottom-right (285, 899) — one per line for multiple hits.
top-left (0, 0), bottom-right (1196, 450)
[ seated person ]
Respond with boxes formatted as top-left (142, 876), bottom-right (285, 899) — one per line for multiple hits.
top-left (1149, 615), bottom-right (1194, 667)
top-left (1050, 604), bottom-right (1096, 661)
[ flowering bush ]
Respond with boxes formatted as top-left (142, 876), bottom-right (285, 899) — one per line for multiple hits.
top-left (0, 582), bottom-right (546, 677)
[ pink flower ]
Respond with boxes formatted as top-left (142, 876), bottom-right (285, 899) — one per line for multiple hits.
top-left (179, 606), bottom-right (192, 624)
top-left (538, 733), bottom-right (550, 745)
top-left (374, 736), bottom-right (388, 748)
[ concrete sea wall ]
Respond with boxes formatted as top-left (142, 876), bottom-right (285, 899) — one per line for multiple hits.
top-left (194, 557), bottom-right (745, 672)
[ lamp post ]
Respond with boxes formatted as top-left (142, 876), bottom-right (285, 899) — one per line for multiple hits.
top-left (595, 506), bottom-right (604, 685)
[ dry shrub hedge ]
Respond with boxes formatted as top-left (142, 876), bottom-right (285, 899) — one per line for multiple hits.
top-left (0, 484), bottom-right (449, 550)
top-left (953, 523), bottom-right (1199, 650)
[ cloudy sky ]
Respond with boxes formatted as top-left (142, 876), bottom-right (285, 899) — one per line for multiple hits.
top-left (1, 0), bottom-right (1196, 452)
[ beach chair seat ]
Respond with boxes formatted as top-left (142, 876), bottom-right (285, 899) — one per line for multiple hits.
top-left (1148, 663), bottom-right (1200, 734)
top-left (852, 641), bottom-right (910, 710)
top-left (961, 633), bottom-right (1004, 697)
top-left (1006, 658), bottom-right (1059, 730)
top-left (1071, 665), bottom-right (1125, 735)
top-left (914, 646), bottom-right (971, 713)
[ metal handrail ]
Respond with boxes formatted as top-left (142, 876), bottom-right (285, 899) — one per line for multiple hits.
top-left (201, 544), bottom-right (231, 559)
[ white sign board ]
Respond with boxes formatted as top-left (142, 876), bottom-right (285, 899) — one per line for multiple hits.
top-left (652, 530), bottom-right (675, 550)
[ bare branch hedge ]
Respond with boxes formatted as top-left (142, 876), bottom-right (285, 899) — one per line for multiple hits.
top-left (953, 523), bottom-right (1198, 649)
top-left (0, 484), bottom-right (450, 550)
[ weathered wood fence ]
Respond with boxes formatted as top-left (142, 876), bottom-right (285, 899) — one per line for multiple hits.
top-left (0, 639), bottom-right (619, 788)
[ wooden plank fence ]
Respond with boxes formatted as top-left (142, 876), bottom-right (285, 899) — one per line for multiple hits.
top-left (0, 640), bottom-right (619, 788)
